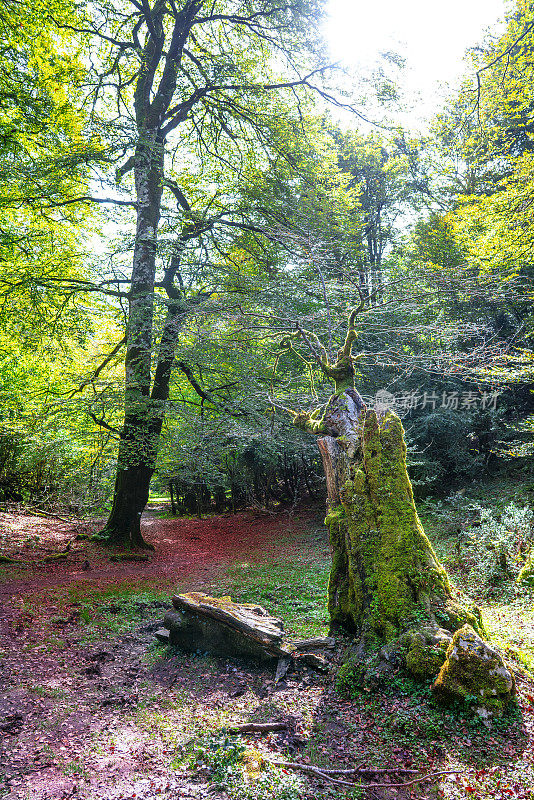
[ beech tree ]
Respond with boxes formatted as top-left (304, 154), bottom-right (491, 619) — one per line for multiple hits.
top-left (45, 0), bottom-right (344, 547)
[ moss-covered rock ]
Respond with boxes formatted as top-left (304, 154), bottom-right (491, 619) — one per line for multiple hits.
top-left (432, 624), bottom-right (515, 722)
top-left (404, 628), bottom-right (451, 680)
top-left (337, 625), bottom-right (452, 692)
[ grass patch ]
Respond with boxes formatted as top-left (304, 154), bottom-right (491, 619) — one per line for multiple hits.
top-left (223, 558), bottom-right (330, 640)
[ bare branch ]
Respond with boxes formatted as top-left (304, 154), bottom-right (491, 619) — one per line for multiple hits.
top-left (86, 411), bottom-right (121, 437)
top-left (70, 337), bottom-right (127, 397)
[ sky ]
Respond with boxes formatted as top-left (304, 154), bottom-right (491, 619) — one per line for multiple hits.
top-left (324, 0), bottom-right (510, 125)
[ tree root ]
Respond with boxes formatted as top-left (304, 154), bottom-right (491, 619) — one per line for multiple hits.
top-left (92, 529), bottom-right (155, 551)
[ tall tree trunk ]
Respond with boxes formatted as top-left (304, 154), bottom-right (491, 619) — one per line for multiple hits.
top-left (317, 399), bottom-right (473, 639)
top-left (96, 132), bottom-right (164, 547)
top-left (94, 3), bottom-right (205, 548)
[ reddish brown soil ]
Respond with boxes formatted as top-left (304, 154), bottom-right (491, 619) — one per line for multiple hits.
top-left (1, 506), bottom-right (532, 800)
top-left (0, 506), bottom-right (339, 800)
top-left (0, 506), bottom-right (316, 601)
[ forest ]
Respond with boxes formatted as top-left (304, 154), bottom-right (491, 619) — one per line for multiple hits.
top-left (1, 1), bottom-right (534, 799)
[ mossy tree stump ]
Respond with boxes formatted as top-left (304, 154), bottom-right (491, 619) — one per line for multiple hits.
top-left (278, 308), bottom-right (486, 689)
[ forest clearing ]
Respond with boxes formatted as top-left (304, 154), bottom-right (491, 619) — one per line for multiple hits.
top-left (1, 481), bottom-right (534, 800)
top-left (3, 0), bottom-right (534, 798)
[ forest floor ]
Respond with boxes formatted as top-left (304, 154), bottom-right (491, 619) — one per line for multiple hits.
top-left (0, 487), bottom-right (533, 800)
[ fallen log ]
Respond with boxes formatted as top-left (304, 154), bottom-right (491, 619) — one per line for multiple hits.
top-left (24, 506), bottom-right (76, 524)
top-left (227, 722), bottom-right (287, 734)
top-left (165, 593), bottom-right (292, 661)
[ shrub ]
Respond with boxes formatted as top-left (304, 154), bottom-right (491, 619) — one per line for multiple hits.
top-left (465, 503), bottom-right (534, 586)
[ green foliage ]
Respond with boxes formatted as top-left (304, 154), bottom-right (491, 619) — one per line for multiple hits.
top-left (406, 408), bottom-right (502, 490)
top-left (1, 0), bottom-right (533, 542)
top-left (187, 733), bottom-right (304, 800)
top-left (457, 503), bottom-right (534, 591)
top-left (188, 733), bottom-right (246, 785)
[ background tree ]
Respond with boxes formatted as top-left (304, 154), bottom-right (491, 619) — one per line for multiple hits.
top-left (43, 0), bottom-right (351, 547)
top-left (0, 0), bottom-right (112, 508)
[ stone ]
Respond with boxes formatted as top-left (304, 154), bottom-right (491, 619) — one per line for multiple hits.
top-left (296, 652), bottom-right (329, 672)
top-left (432, 624), bottom-right (515, 721)
top-left (274, 656), bottom-right (292, 684)
top-left (404, 627), bottom-right (452, 680)
top-left (154, 627), bottom-right (170, 643)
top-left (292, 637), bottom-right (336, 651)
top-left (164, 592), bottom-right (291, 662)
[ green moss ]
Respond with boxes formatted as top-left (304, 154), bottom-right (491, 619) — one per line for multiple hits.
top-left (326, 410), bottom-right (457, 640)
top-left (336, 656), bottom-right (367, 695)
top-left (436, 600), bottom-right (486, 637)
top-left (326, 506), bottom-right (362, 630)
top-left (405, 632), bottom-right (448, 680)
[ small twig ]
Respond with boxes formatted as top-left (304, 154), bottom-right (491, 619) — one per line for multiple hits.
top-left (269, 760), bottom-right (348, 783)
top-left (364, 770), bottom-right (464, 789)
top-left (356, 767), bottom-right (419, 775)
top-left (275, 764), bottom-right (418, 776)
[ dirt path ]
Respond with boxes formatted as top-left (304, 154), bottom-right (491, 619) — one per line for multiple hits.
top-left (0, 506), bottom-right (338, 800)
top-left (0, 506), bottom-right (316, 602)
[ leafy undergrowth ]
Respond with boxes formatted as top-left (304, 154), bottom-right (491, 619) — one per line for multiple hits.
top-left (0, 493), bottom-right (533, 800)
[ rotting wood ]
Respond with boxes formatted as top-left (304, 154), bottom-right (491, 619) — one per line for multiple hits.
top-left (165, 593), bottom-right (292, 660)
top-left (293, 652), bottom-right (329, 672)
top-left (171, 592), bottom-right (289, 655)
